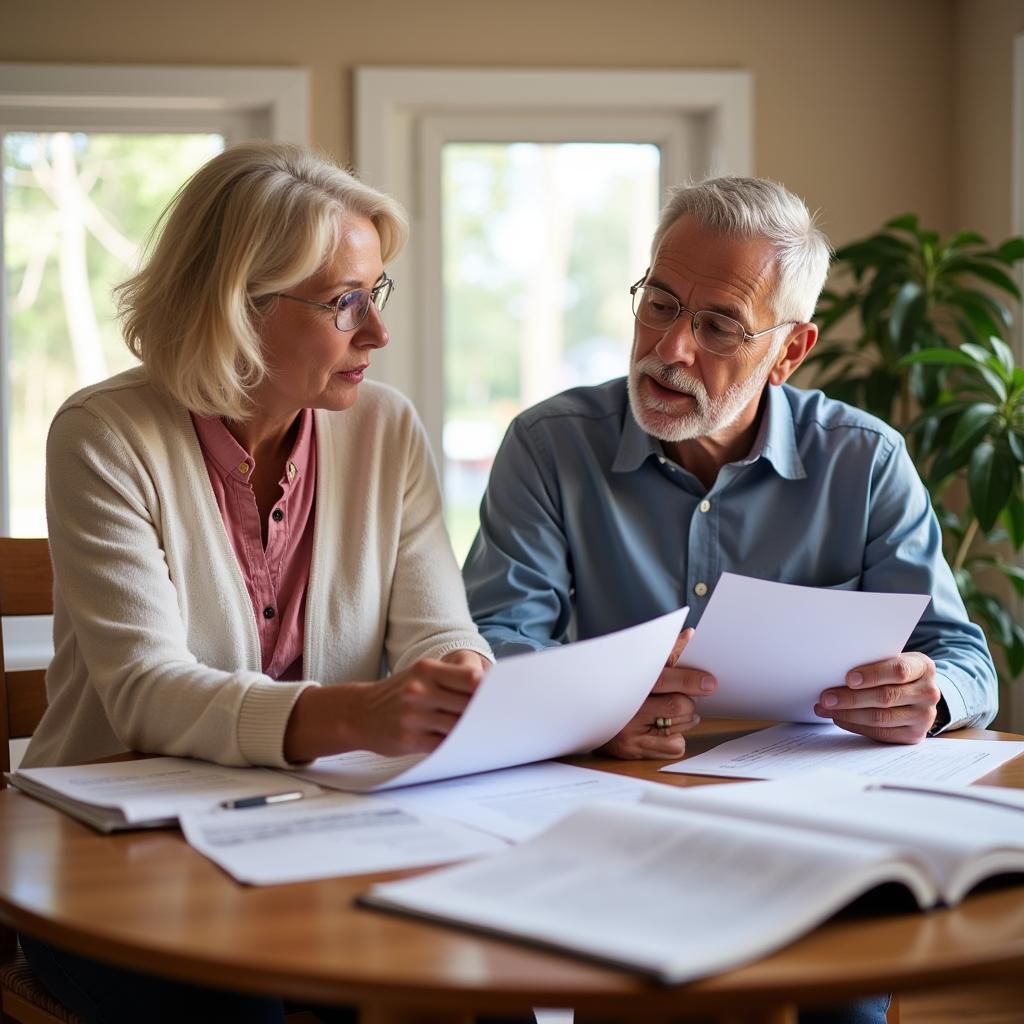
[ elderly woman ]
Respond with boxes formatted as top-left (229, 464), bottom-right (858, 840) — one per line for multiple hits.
top-left (20, 142), bottom-right (494, 1023)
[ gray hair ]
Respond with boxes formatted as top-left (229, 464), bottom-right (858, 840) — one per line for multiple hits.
top-left (651, 176), bottom-right (831, 323)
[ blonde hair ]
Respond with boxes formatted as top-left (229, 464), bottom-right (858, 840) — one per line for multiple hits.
top-left (116, 142), bottom-right (409, 420)
top-left (652, 176), bottom-right (831, 323)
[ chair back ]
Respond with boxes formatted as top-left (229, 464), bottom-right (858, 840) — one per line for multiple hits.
top-left (0, 538), bottom-right (53, 785)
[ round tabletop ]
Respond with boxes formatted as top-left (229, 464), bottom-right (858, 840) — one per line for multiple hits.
top-left (3, 723), bottom-right (1024, 1023)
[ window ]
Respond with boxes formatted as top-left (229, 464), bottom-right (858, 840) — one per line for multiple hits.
top-left (0, 62), bottom-right (309, 535)
top-left (355, 67), bottom-right (751, 555)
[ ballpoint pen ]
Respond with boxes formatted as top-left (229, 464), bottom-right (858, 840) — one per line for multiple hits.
top-left (219, 790), bottom-right (307, 810)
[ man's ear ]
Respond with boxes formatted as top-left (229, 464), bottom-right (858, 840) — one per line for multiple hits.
top-left (768, 322), bottom-right (818, 386)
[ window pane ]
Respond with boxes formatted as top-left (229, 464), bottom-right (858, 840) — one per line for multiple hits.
top-left (3, 131), bottom-right (225, 535)
top-left (442, 142), bottom-right (660, 561)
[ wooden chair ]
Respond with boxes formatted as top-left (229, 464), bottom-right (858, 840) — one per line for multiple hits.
top-left (0, 536), bottom-right (80, 1024)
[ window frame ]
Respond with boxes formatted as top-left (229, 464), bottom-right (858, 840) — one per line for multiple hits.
top-left (354, 66), bottom-right (753, 461)
top-left (0, 62), bottom-right (309, 533)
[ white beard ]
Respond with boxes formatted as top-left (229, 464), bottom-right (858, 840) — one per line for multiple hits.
top-left (627, 340), bottom-right (781, 443)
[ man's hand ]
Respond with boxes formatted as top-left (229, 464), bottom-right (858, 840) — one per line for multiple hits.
top-left (815, 651), bottom-right (941, 744)
top-left (597, 628), bottom-right (716, 760)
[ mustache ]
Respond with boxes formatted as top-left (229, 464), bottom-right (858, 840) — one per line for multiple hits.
top-left (636, 355), bottom-right (705, 397)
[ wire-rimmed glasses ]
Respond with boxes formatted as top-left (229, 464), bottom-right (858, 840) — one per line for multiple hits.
top-left (275, 275), bottom-right (394, 332)
top-left (630, 276), bottom-right (796, 357)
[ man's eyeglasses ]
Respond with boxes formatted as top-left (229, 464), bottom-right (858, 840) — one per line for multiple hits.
top-left (629, 277), bottom-right (797, 357)
top-left (275, 275), bottom-right (394, 332)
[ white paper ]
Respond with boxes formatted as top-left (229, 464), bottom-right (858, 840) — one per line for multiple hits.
top-left (287, 607), bottom-right (688, 792)
top-left (643, 771), bottom-right (1024, 903)
top-left (179, 792), bottom-right (506, 885)
top-left (363, 798), bottom-right (930, 984)
top-left (676, 573), bottom-right (930, 722)
top-left (10, 757), bottom-right (323, 824)
top-left (385, 761), bottom-right (662, 841)
top-left (661, 722), bottom-right (1024, 785)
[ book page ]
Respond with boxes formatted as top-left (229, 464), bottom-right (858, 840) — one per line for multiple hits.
top-left (363, 799), bottom-right (935, 984)
top-left (662, 722), bottom-right (1024, 785)
top-left (180, 792), bottom-right (506, 885)
top-left (287, 607), bottom-right (688, 792)
top-left (676, 574), bottom-right (929, 722)
top-left (644, 773), bottom-right (1024, 903)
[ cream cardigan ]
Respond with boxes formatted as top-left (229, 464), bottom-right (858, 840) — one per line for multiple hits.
top-left (24, 368), bottom-right (491, 769)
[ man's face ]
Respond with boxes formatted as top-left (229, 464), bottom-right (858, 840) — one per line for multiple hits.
top-left (627, 215), bottom-right (786, 444)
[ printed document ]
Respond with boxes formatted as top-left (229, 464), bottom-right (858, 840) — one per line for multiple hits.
top-left (676, 573), bottom-right (929, 721)
top-left (661, 722), bottom-right (1024, 785)
top-left (179, 792), bottom-right (506, 885)
top-left (287, 607), bottom-right (688, 792)
top-left (384, 761), bottom-right (665, 841)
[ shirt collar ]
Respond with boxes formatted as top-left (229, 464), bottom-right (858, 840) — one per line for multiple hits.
top-left (190, 408), bottom-right (316, 487)
top-left (611, 384), bottom-right (806, 480)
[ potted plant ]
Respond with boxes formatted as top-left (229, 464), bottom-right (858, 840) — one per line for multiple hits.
top-left (808, 217), bottom-right (1024, 682)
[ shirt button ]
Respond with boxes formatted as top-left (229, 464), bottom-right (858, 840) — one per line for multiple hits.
top-left (698, 499), bottom-right (711, 513)
top-left (272, 508), bottom-right (284, 522)
top-left (238, 461), bottom-right (250, 475)
top-left (694, 582), bottom-right (708, 597)
top-left (263, 606), bottom-right (275, 619)
top-left (657, 456), bottom-right (666, 465)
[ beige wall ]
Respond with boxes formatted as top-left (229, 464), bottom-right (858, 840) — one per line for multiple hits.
top-left (1, 0), bottom-right (961, 248)
top-left (954, 0), bottom-right (1024, 241)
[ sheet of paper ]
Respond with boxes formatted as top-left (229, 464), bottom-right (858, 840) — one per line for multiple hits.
top-left (660, 722), bottom-right (1024, 785)
top-left (384, 761), bottom-right (663, 841)
top-left (179, 792), bottom-right (507, 885)
top-left (287, 607), bottom-right (688, 792)
top-left (676, 573), bottom-right (930, 722)
top-left (11, 757), bottom-right (323, 823)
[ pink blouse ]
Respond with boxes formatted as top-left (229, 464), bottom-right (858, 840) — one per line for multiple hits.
top-left (190, 410), bottom-right (317, 681)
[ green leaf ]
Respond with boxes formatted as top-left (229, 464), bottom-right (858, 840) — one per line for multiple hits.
top-left (1004, 492), bottom-right (1024, 549)
top-left (885, 214), bottom-right (920, 233)
top-left (927, 442), bottom-right (972, 485)
top-left (1007, 626), bottom-right (1024, 677)
top-left (948, 403), bottom-right (997, 456)
top-left (988, 336), bottom-right (1017, 379)
top-left (996, 561), bottom-right (1024, 598)
top-left (1009, 430), bottom-right (1024, 464)
top-left (898, 348), bottom-right (979, 368)
top-left (947, 229), bottom-right (987, 249)
top-left (959, 260), bottom-right (1022, 299)
top-left (996, 237), bottom-right (1024, 263)
top-left (969, 440), bottom-right (1016, 532)
top-left (888, 281), bottom-right (925, 344)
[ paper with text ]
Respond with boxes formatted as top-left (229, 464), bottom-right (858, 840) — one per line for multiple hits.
top-left (676, 573), bottom-right (930, 721)
top-left (661, 722), bottom-right (1024, 785)
top-left (179, 792), bottom-right (506, 885)
top-left (385, 761), bottom-right (664, 841)
top-left (287, 607), bottom-right (688, 792)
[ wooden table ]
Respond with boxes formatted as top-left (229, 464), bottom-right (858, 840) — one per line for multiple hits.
top-left (2, 721), bottom-right (1024, 1024)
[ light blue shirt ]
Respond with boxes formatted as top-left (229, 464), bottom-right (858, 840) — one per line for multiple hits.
top-left (463, 378), bottom-right (997, 732)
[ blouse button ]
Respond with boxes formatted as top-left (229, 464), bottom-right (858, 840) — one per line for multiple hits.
top-left (272, 508), bottom-right (284, 522)
top-left (694, 582), bottom-right (708, 597)
top-left (263, 606), bottom-right (275, 619)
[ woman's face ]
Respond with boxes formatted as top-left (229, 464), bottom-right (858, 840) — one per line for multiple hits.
top-left (256, 213), bottom-right (388, 419)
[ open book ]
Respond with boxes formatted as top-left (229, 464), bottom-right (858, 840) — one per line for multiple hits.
top-left (5, 758), bottom-right (324, 832)
top-left (360, 772), bottom-right (1024, 985)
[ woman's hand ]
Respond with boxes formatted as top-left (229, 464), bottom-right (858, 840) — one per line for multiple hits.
top-left (283, 653), bottom-right (487, 762)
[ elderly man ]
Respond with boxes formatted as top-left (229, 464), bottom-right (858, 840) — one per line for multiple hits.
top-left (465, 175), bottom-right (996, 757)
top-left (464, 174), bottom-right (998, 1024)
